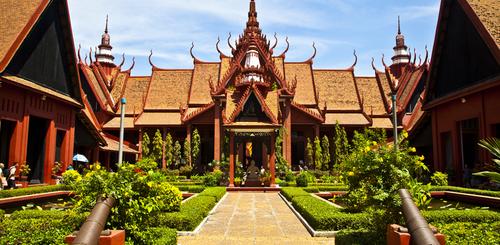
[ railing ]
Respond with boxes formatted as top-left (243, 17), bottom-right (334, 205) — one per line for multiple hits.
top-left (71, 194), bottom-right (116, 245)
top-left (398, 189), bottom-right (440, 245)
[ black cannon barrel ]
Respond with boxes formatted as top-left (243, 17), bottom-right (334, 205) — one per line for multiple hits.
top-left (398, 189), bottom-right (440, 245)
top-left (72, 194), bottom-right (116, 245)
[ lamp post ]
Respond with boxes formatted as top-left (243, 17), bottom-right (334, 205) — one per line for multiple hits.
top-left (118, 98), bottom-right (125, 164)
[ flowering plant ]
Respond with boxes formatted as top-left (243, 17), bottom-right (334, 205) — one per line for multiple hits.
top-left (52, 162), bottom-right (62, 175)
top-left (445, 163), bottom-right (455, 180)
top-left (19, 163), bottom-right (31, 177)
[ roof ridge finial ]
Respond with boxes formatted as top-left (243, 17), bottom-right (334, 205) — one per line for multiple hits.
top-left (398, 15), bottom-right (401, 35)
top-left (105, 15), bottom-right (109, 34)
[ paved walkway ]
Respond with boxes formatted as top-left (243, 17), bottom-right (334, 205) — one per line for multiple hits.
top-left (178, 193), bottom-right (335, 245)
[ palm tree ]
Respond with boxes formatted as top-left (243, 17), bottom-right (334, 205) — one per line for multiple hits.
top-left (473, 137), bottom-right (500, 182)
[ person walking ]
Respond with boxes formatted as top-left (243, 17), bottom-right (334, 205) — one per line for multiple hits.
top-left (7, 162), bottom-right (19, 189)
top-left (0, 163), bottom-right (5, 190)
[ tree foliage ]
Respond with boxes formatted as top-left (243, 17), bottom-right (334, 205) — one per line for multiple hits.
top-left (333, 121), bottom-right (349, 172)
top-left (306, 138), bottom-right (313, 167)
top-left (173, 141), bottom-right (182, 167)
top-left (141, 131), bottom-right (150, 157)
top-left (191, 128), bottom-right (201, 165)
top-left (474, 137), bottom-right (500, 182)
top-left (222, 131), bottom-right (230, 161)
top-left (183, 138), bottom-right (191, 166)
top-left (151, 129), bottom-right (163, 163)
top-left (313, 136), bottom-right (322, 170)
top-left (275, 127), bottom-right (290, 173)
top-left (321, 135), bottom-right (331, 170)
top-left (164, 133), bottom-right (173, 167)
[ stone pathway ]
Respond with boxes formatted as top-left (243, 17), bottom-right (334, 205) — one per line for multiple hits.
top-left (178, 193), bottom-right (335, 245)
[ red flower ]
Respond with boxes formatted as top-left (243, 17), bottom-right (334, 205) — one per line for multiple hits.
top-left (134, 168), bottom-right (142, 173)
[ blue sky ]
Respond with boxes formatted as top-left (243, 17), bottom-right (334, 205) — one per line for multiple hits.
top-left (67, 0), bottom-right (440, 77)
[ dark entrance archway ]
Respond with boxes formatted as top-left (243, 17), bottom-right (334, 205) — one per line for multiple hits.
top-left (26, 116), bottom-right (48, 184)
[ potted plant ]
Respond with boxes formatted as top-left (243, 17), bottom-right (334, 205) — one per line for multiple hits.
top-left (19, 163), bottom-right (30, 181)
top-left (52, 162), bottom-right (62, 179)
top-left (259, 170), bottom-right (272, 187)
top-left (234, 176), bottom-right (242, 187)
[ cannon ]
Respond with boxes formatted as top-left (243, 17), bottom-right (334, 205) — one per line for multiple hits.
top-left (72, 194), bottom-right (116, 245)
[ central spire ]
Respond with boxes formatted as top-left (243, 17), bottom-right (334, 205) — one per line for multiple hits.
top-left (246, 0), bottom-right (260, 34)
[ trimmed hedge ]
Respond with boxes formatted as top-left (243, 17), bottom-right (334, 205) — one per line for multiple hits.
top-left (310, 183), bottom-right (347, 186)
top-left (197, 187), bottom-right (226, 202)
top-left (423, 209), bottom-right (500, 224)
top-left (431, 221), bottom-right (500, 245)
top-left (169, 182), bottom-right (203, 186)
top-left (0, 185), bottom-right (71, 199)
top-left (154, 195), bottom-right (216, 231)
top-left (0, 210), bottom-right (87, 245)
top-left (187, 186), bottom-right (205, 193)
top-left (317, 186), bottom-right (349, 192)
top-left (302, 187), bottom-right (319, 193)
top-left (291, 195), bottom-right (369, 231)
top-left (431, 186), bottom-right (500, 198)
top-left (281, 187), bottom-right (311, 201)
top-left (129, 227), bottom-right (177, 245)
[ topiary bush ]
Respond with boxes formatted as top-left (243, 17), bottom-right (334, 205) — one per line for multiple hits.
top-left (285, 171), bottom-right (296, 182)
top-left (296, 172), bottom-right (309, 187)
top-left (187, 186), bottom-right (205, 193)
top-left (61, 169), bottom-right (81, 186)
top-left (203, 173), bottom-right (218, 187)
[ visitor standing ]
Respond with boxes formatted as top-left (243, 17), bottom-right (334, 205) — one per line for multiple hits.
top-left (66, 163), bottom-right (74, 171)
top-left (7, 162), bottom-right (19, 189)
top-left (463, 164), bottom-right (472, 188)
top-left (0, 163), bottom-right (5, 190)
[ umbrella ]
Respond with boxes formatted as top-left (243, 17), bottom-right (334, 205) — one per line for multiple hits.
top-left (73, 154), bottom-right (89, 162)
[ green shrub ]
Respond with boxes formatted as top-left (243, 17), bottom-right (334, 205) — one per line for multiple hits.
top-left (61, 170), bottom-right (81, 186)
top-left (285, 171), bottom-right (296, 182)
top-left (280, 187), bottom-right (310, 201)
top-left (317, 186), bottom-right (349, 192)
top-left (0, 209), bottom-right (4, 222)
top-left (187, 186), bottom-right (205, 193)
top-left (203, 173), bottom-right (218, 187)
top-left (170, 182), bottom-right (203, 186)
top-left (309, 183), bottom-right (346, 186)
top-left (178, 176), bottom-right (187, 180)
top-left (0, 185), bottom-right (71, 199)
top-left (302, 187), bottom-right (319, 193)
top-left (431, 171), bottom-right (448, 186)
top-left (9, 210), bottom-right (87, 222)
top-left (179, 165), bottom-right (193, 178)
top-left (129, 227), bottom-right (177, 245)
top-left (296, 172), bottom-right (309, 187)
top-left (335, 230), bottom-right (379, 245)
top-left (198, 187), bottom-right (226, 202)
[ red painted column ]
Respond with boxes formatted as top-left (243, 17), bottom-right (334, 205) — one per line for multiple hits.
top-left (285, 100), bottom-right (292, 166)
top-left (138, 129), bottom-right (143, 160)
top-left (431, 109), bottom-right (440, 172)
top-left (214, 100), bottom-right (221, 161)
top-left (92, 146), bottom-right (99, 164)
top-left (315, 123), bottom-right (320, 138)
top-left (9, 117), bottom-right (28, 167)
top-left (44, 120), bottom-right (57, 184)
top-left (186, 124), bottom-right (191, 166)
top-left (229, 131), bottom-right (235, 187)
top-left (104, 151), bottom-right (110, 171)
top-left (270, 131), bottom-right (276, 187)
top-left (66, 109), bottom-right (75, 169)
top-left (162, 127), bottom-right (167, 169)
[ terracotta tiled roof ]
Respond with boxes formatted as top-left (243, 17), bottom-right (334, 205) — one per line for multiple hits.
top-left (117, 76), bottom-right (150, 115)
top-left (110, 72), bottom-right (128, 103)
top-left (313, 70), bottom-right (360, 110)
top-left (100, 134), bottom-right (139, 154)
top-left (145, 70), bottom-right (192, 110)
top-left (1, 74), bottom-right (82, 107)
top-left (227, 121), bottom-right (280, 126)
top-left (219, 57), bottom-right (231, 86)
top-left (285, 63), bottom-right (316, 105)
top-left (370, 118), bottom-right (395, 129)
top-left (398, 69), bottom-right (422, 109)
top-left (376, 72), bottom-right (393, 106)
top-left (356, 77), bottom-right (387, 115)
top-left (0, 0), bottom-right (44, 70)
top-left (467, 0), bottom-right (500, 48)
top-left (81, 65), bottom-right (108, 109)
top-left (273, 57), bottom-right (284, 79)
top-left (324, 112), bottom-right (370, 125)
top-left (134, 112), bottom-right (182, 126)
top-left (264, 91), bottom-right (279, 120)
top-left (190, 63), bottom-right (219, 104)
top-left (102, 117), bottom-right (135, 129)
top-left (225, 90), bottom-right (242, 121)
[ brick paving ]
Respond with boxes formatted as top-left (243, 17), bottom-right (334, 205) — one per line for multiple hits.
top-left (178, 193), bottom-right (335, 245)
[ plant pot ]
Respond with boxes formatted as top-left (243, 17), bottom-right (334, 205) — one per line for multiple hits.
top-left (234, 182), bottom-right (241, 187)
top-left (19, 176), bottom-right (28, 182)
top-left (51, 174), bottom-right (57, 179)
top-left (264, 181), bottom-right (271, 187)
top-left (16, 181), bottom-right (28, 188)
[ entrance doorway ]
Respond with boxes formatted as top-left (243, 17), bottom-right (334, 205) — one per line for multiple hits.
top-left (460, 118), bottom-right (480, 169)
top-left (26, 116), bottom-right (48, 184)
top-left (0, 120), bottom-right (13, 166)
